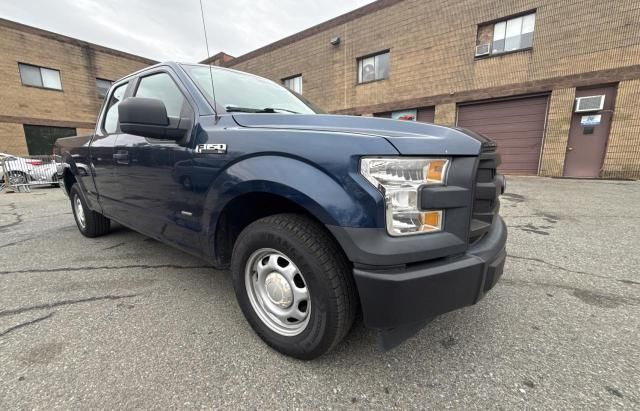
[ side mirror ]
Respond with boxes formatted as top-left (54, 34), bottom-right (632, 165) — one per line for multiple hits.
top-left (118, 97), bottom-right (188, 140)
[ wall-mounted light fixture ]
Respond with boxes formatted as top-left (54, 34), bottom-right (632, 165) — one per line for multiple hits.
top-left (330, 36), bottom-right (341, 46)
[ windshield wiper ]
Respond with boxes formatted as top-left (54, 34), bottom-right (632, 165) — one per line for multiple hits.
top-left (225, 105), bottom-right (300, 114)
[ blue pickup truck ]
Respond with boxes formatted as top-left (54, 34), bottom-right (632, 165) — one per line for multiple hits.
top-left (55, 62), bottom-right (507, 359)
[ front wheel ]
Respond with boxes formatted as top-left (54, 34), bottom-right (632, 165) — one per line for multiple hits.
top-left (231, 214), bottom-right (357, 360)
top-left (70, 183), bottom-right (110, 237)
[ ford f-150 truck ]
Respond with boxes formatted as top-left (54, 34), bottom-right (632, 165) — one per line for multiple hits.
top-left (55, 62), bottom-right (507, 360)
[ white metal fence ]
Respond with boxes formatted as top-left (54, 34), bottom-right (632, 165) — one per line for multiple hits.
top-left (0, 153), bottom-right (60, 193)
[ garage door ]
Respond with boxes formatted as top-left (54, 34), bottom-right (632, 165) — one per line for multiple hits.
top-left (457, 95), bottom-right (549, 175)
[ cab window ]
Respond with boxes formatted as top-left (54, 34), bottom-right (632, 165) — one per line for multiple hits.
top-left (135, 72), bottom-right (188, 119)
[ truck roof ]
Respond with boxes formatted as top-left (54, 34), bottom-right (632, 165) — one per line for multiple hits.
top-left (114, 61), bottom-right (259, 84)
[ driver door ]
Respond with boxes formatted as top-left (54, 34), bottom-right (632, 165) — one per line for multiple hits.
top-left (114, 69), bottom-right (202, 253)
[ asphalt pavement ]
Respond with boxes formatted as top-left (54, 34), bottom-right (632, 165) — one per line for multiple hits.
top-left (1, 177), bottom-right (639, 409)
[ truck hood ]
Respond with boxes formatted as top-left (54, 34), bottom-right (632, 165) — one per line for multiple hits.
top-left (232, 113), bottom-right (488, 155)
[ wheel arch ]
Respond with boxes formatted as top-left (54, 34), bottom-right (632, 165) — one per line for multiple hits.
top-left (202, 155), bottom-right (382, 266)
top-left (210, 190), bottom-right (346, 267)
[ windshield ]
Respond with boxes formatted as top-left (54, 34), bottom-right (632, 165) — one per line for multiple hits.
top-left (182, 65), bottom-right (319, 115)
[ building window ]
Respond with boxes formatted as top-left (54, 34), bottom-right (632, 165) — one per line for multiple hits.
top-left (358, 51), bottom-right (389, 83)
top-left (18, 63), bottom-right (62, 90)
top-left (476, 12), bottom-right (535, 56)
top-left (283, 75), bottom-right (303, 94)
top-left (23, 125), bottom-right (76, 155)
top-left (96, 78), bottom-right (113, 99)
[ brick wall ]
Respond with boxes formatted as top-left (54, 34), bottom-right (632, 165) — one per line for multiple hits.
top-left (0, 123), bottom-right (27, 155)
top-left (602, 79), bottom-right (640, 179)
top-left (224, 0), bottom-right (640, 179)
top-left (227, 0), bottom-right (640, 114)
top-left (0, 19), bottom-right (155, 154)
top-left (434, 103), bottom-right (456, 126)
top-left (539, 88), bottom-right (575, 176)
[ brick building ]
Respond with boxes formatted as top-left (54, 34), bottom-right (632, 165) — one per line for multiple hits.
top-left (211, 0), bottom-right (640, 179)
top-left (0, 18), bottom-right (155, 156)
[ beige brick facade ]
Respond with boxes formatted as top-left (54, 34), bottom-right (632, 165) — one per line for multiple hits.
top-left (539, 88), bottom-right (575, 177)
top-left (0, 18), bottom-right (155, 155)
top-left (434, 103), bottom-right (457, 127)
top-left (221, 0), bottom-right (640, 178)
top-left (602, 79), bottom-right (640, 179)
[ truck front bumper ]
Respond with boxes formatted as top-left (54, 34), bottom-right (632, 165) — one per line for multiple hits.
top-left (328, 217), bottom-right (507, 349)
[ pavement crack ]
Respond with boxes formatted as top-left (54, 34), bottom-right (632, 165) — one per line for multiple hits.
top-left (0, 237), bottom-right (35, 249)
top-left (508, 254), bottom-right (610, 280)
top-left (0, 264), bottom-right (211, 276)
top-left (500, 279), bottom-right (640, 307)
top-left (509, 254), bottom-right (638, 286)
top-left (102, 242), bottom-right (126, 250)
top-left (0, 211), bottom-right (24, 232)
top-left (0, 312), bottom-right (55, 337)
top-left (0, 295), bottom-right (138, 317)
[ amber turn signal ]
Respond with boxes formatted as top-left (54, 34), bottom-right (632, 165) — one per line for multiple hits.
top-left (420, 211), bottom-right (442, 231)
top-left (424, 160), bottom-right (447, 183)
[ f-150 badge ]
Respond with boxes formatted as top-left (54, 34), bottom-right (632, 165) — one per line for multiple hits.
top-left (195, 144), bottom-right (227, 154)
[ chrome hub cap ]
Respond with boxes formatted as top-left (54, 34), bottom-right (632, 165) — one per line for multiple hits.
top-left (74, 195), bottom-right (86, 229)
top-left (245, 248), bottom-right (310, 336)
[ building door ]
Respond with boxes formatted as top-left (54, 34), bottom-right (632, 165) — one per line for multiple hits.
top-left (563, 85), bottom-right (617, 178)
top-left (457, 95), bottom-right (549, 175)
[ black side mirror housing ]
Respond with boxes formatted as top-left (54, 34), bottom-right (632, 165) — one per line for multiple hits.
top-left (118, 97), bottom-right (188, 140)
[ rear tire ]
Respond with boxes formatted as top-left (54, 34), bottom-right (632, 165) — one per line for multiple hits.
top-left (70, 183), bottom-right (110, 238)
top-left (50, 174), bottom-right (60, 187)
top-left (231, 213), bottom-right (357, 360)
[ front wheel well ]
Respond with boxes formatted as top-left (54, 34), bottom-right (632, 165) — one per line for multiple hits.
top-left (62, 169), bottom-right (76, 195)
top-left (213, 193), bottom-right (339, 267)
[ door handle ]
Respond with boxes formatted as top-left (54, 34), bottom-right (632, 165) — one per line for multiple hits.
top-left (113, 151), bottom-right (129, 165)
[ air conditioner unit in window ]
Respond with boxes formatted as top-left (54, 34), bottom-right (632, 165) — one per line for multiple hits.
top-left (575, 95), bottom-right (605, 112)
top-left (475, 43), bottom-right (491, 57)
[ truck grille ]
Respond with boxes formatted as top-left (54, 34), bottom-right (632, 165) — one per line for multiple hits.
top-left (469, 142), bottom-right (502, 243)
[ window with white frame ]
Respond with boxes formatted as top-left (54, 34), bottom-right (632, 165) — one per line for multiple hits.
top-left (476, 12), bottom-right (535, 56)
top-left (283, 75), bottom-right (303, 94)
top-left (357, 51), bottom-right (389, 83)
top-left (18, 63), bottom-right (62, 90)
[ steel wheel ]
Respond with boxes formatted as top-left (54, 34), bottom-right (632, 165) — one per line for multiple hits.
top-left (74, 194), bottom-right (86, 229)
top-left (245, 248), bottom-right (311, 336)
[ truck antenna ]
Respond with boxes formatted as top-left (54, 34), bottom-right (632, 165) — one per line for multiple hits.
top-left (198, 0), bottom-right (219, 121)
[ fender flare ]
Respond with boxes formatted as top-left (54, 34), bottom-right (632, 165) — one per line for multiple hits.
top-left (202, 155), bottom-right (384, 239)
top-left (58, 152), bottom-right (98, 210)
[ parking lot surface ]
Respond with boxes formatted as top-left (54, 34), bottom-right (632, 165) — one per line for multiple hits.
top-left (1, 177), bottom-right (639, 409)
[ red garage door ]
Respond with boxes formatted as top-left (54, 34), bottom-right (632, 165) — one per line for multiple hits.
top-left (457, 95), bottom-right (549, 175)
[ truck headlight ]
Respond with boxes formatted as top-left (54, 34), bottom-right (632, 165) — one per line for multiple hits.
top-left (360, 158), bottom-right (449, 236)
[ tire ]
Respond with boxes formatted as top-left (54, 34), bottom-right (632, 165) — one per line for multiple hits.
top-left (231, 213), bottom-right (357, 360)
top-left (8, 171), bottom-right (29, 186)
top-left (70, 183), bottom-right (110, 238)
top-left (50, 174), bottom-right (60, 187)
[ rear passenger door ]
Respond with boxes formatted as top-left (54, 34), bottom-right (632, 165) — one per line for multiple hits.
top-left (114, 69), bottom-right (202, 253)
